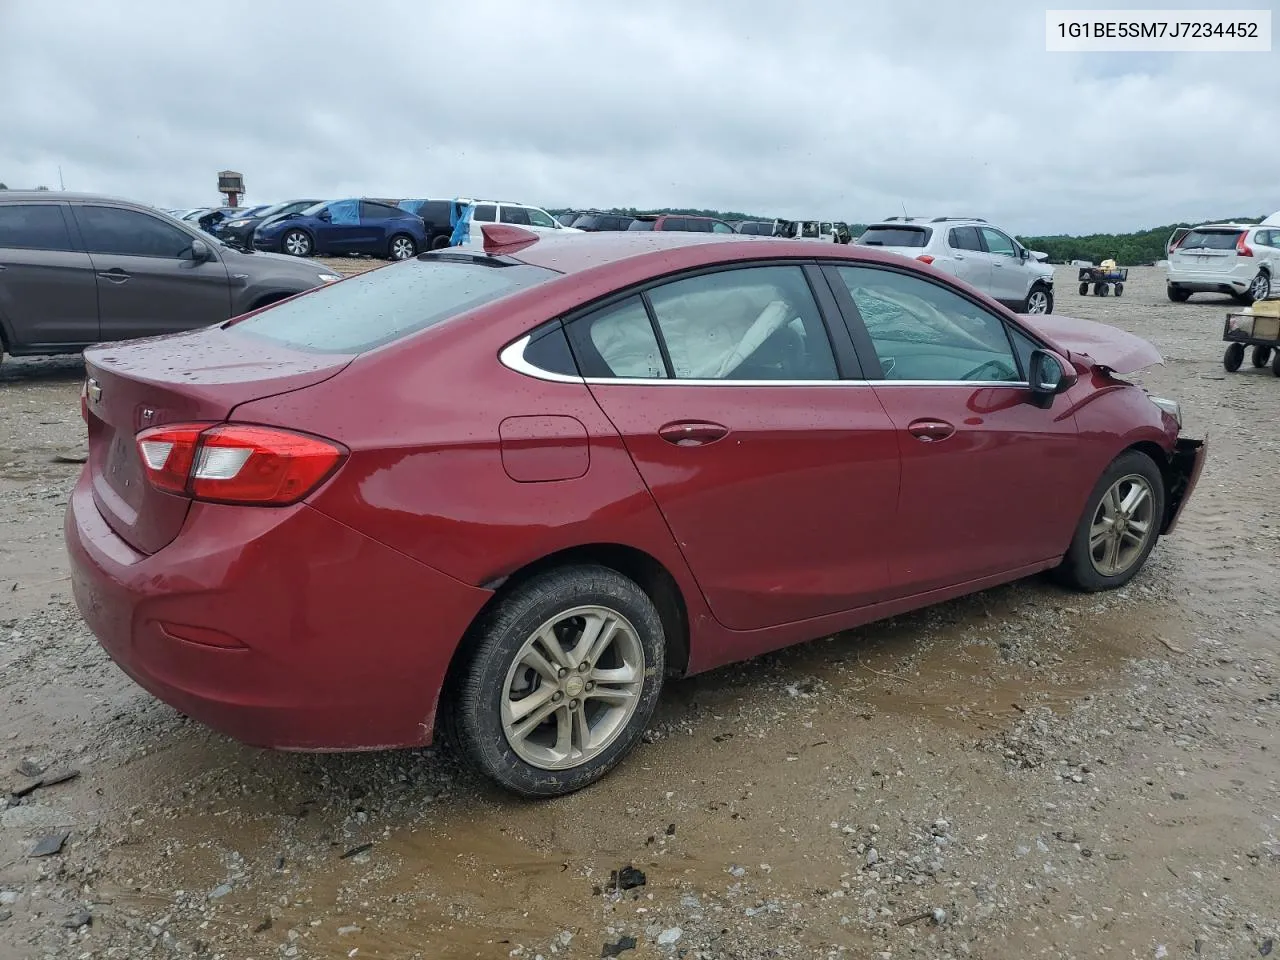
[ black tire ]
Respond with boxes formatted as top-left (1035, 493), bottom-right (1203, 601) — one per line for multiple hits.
top-left (1251, 345), bottom-right (1271, 368)
top-left (1114, 282), bottom-right (1124, 297)
top-left (1023, 284), bottom-right (1053, 315)
top-left (388, 234), bottom-right (417, 261)
top-left (430, 234), bottom-right (451, 251)
top-left (1078, 282), bottom-right (1089, 295)
top-left (448, 565), bottom-right (665, 798)
top-left (1054, 450), bottom-right (1166, 592)
top-left (1094, 282), bottom-right (1109, 296)
top-left (1273, 350), bottom-right (1280, 377)
top-left (1237, 271), bottom-right (1272, 305)
top-left (281, 229), bottom-right (313, 258)
top-left (1224, 342), bottom-right (1245, 372)
top-left (1167, 284), bottom-right (1190, 303)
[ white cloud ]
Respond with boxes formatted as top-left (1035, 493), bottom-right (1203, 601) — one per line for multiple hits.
top-left (0, 0), bottom-right (1275, 234)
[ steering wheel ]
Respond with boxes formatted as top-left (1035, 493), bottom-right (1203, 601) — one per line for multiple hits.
top-left (960, 359), bottom-right (1014, 381)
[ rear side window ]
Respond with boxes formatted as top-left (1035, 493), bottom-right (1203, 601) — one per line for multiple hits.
top-left (948, 226), bottom-right (982, 251)
top-left (663, 218), bottom-right (689, 231)
top-left (574, 296), bottom-right (667, 378)
top-left (0, 204), bottom-right (75, 252)
top-left (1179, 229), bottom-right (1243, 251)
top-left (73, 206), bottom-right (195, 259)
top-left (858, 226), bottom-right (932, 247)
top-left (231, 259), bottom-right (556, 354)
top-left (360, 201), bottom-right (399, 220)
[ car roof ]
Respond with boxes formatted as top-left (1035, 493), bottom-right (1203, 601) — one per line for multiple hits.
top-left (1188, 222), bottom-right (1252, 230)
top-left (502, 230), bottom-right (911, 276)
top-left (0, 191), bottom-right (146, 204)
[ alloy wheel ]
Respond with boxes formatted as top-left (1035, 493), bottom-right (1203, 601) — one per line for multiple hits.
top-left (501, 605), bottom-right (645, 770)
top-left (1088, 474), bottom-right (1156, 577)
top-left (391, 237), bottom-right (415, 260)
top-left (284, 231), bottom-right (311, 256)
top-left (1026, 289), bottom-right (1050, 314)
top-left (1250, 273), bottom-right (1270, 301)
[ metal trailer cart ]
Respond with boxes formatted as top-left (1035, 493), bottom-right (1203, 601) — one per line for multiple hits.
top-left (1077, 265), bottom-right (1128, 297)
top-left (1222, 305), bottom-right (1280, 376)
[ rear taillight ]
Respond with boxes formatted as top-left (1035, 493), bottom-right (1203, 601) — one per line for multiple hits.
top-left (1237, 233), bottom-right (1253, 257)
top-left (136, 423), bottom-right (346, 505)
top-left (916, 255), bottom-right (935, 265)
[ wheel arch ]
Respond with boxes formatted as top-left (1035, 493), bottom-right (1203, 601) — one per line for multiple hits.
top-left (437, 542), bottom-right (692, 734)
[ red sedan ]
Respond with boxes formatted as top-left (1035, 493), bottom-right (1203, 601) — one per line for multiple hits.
top-left (65, 225), bottom-right (1206, 796)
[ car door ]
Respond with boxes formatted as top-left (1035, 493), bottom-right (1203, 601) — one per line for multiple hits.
top-left (978, 226), bottom-right (1023, 303)
top-left (313, 199), bottom-right (363, 254)
top-left (0, 201), bottom-right (100, 349)
top-left (565, 263), bottom-right (901, 631)
top-left (945, 225), bottom-right (993, 290)
top-left (826, 263), bottom-right (1081, 595)
top-left (71, 204), bottom-right (232, 340)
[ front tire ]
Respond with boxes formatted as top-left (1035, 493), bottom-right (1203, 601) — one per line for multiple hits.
top-left (282, 229), bottom-right (313, 257)
top-left (1055, 451), bottom-right (1165, 592)
top-left (1252, 345), bottom-right (1272, 368)
top-left (1224, 342), bottom-right (1245, 372)
top-left (1167, 284), bottom-right (1190, 302)
top-left (1023, 284), bottom-right (1053, 315)
top-left (449, 565), bottom-right (665, 798)
top-left (388, 234), bottom-right (417, 260)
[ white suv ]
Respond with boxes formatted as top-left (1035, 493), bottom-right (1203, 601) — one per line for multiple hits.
top-left (454, 200), bottom-right (581, 248)
top-left (1165, 222), bottom-right (1280, 304)
top-left (856, 217), bottom-right (1055, 314)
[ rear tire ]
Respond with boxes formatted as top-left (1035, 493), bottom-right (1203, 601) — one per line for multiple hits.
top-left (1224, 343), bottom-right (1245, 372)
top-left (1054, 451), bottom-right (1165, 592)
top-left (430, 234), bottom-right (451, 251)
top-left (1273, 350), bottom-right (1280, 377)
top-left (1114, 282), bottom-right (1124, 297)
top-left (1167, 284), bottom-right (1190, 302)
top-left (1238, 271), bottom-right (1271, 305)
top-left (449, 565), bottom-right (665, 798)
top-left (1078, 282), bottom-right (1089, 295)
top-left (1251, 345), bottom-right (1271, 368)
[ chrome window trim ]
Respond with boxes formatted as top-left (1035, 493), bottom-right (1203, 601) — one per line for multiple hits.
top-left (500, 336), bottom-right (1031, 390)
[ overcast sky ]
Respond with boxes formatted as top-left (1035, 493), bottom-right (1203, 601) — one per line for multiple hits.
top-left (1, 0), bottom-right (1275, 235)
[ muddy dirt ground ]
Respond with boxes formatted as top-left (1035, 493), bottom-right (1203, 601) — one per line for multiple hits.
top-left (1, 263), bottom-right (1277, 960)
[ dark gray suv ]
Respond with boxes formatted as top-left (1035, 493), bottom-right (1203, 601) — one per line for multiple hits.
top-left (0, 192), bottom-right (343, 365)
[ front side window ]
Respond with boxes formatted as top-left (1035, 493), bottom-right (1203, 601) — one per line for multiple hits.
top-left (712, 220), bottom-right (734, 234)
top-left (645, 266), bottom-right (838, 380)
top-left (979, 227), bottom-right (1017, 257)
top-left (0, 204), bottom-right (75, 252)
top-left (836, 265), bottom-right (1019, 382)
top-left (526, 207), bottom-right (556, 228)
top-left (73, 206), bottom-right (196, 259)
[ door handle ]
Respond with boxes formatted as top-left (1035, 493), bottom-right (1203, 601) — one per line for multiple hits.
top-left (907, 418), bottom-right (955, 442)
top-left (953, 253), bottom-right (965, 260)
top-left (659, 420), bottom-right (729, 446)
top-left (98, 268), bottom-right (130, 284)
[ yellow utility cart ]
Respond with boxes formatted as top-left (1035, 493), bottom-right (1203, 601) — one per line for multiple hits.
top-left (1222, 297), bottom-right (1280, 376)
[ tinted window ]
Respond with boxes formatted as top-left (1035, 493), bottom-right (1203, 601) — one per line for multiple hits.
top-left (523, 324), bottom-right (580, 377)
top-left (1006, 324), bottom-right (1038, 379)
top-left (472, 204), bottom-right (497, 223)
top-left (74, 206), bottom-right (196, 258)
top-left (1258, 230), bottom-right (1279, 248)
top-left (646, 266), bottom-right (838, 380)
top-left (948, 226), bottom-right (982, 251)
top-left (499, 205), bottom-right (531, 225)
top-left (979, 227), bottom-right (1016, 257)
top-left (612, 217), bottom-right (635, 230)
top-left (232, 260), bottom-right (555, 354)
top-left (837, 266), bottom-right (1017, 382)
top-left (0, 204), bottom-right (75, 252)
top-left (1179, 229), bottom-right (1243, 251)
top-left (660, 218), bottom-right (687, 232)
top-left (858, 226), bottom-right (931, 248)
top-left (712, 221), bottom-right (735, 234)
top-left (627, 219), bottom-right (655, 231)
top-left (570, 215), bottom-right (598, 229)
top-left (421, 201), bottom-right (453, 224)
top-left (577, 297), bottom-right (667, 378)
top-left (361, 201), bottom-right (401, 220)
top-left (686, 219), bottom-right (713, 233)
top-left (526, 207), bottom-right (556, 228)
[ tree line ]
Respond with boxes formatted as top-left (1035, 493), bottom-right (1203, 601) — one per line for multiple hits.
top-left (1017, 216), bottom-right (1268, 265)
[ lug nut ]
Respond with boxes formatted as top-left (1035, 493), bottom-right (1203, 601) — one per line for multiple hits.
top-left (557, 667), bottom-right (568, 679)
top-left (552, 692), bottom-right (564, 702)
top-left (578, 662), bottom-right (590, 672)
top-left (569, 699), bottom-right (578, 709)
top-left (585, 681), bottom-right (595, 691)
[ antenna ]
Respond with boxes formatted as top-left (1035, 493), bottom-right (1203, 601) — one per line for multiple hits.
top-left (58, 166), bottom-right (65, 190)
top-left (900, 200), bottom-right (908, 219)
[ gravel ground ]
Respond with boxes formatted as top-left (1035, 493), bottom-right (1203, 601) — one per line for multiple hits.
top-left (0, 262), bottom-right (1277, 960)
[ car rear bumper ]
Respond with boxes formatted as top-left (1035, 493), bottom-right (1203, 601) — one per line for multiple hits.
top-left (64, 473), bottom-right (492, 751)
top-left (1166, 268), bottom-right (1250, 292)
top-left (1162, 436), bottom-right (1208, 535)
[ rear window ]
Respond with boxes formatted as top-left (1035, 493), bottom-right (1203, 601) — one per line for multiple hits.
top-left (628, 219), bottom-right (655, 231)
top-left (1179, 229), bottom-right (1243, 251)
top-left (230, 259), bottom-right (556, 354)
top-left (858, 226), bottom-right (932, 247)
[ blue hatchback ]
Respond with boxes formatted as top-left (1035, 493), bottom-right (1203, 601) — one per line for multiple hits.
top-left (253, 198), bottom-right (428, 260)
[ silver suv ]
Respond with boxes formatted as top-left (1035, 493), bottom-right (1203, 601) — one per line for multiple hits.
top-left (1165, 222), bottom-right (1280, 304)
top-left (856, 216), bottom-right (1055, 314)
top-left (0, 192), bottom-right (341, 366)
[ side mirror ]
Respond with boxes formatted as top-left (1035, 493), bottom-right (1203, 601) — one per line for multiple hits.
top-left (189, 239), bottom-right (211, 262)
top-left (1027, 348), bottom-right (1077, 408)
top-left (1018, 246), bottom-right (1029, 261)
top-left (316, 209), bottom-right (332, 222)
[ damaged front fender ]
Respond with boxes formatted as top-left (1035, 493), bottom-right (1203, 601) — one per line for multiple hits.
top-left (1161, 436), bottom-right (1208, 535)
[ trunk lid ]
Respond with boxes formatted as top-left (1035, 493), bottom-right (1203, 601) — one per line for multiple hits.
top-left (1170, 228), bottom-right (1243, 273)
top-left (83, 327), bottom-right (353, 555)
top-left (1018, 313), bottom-right (1163, 375)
